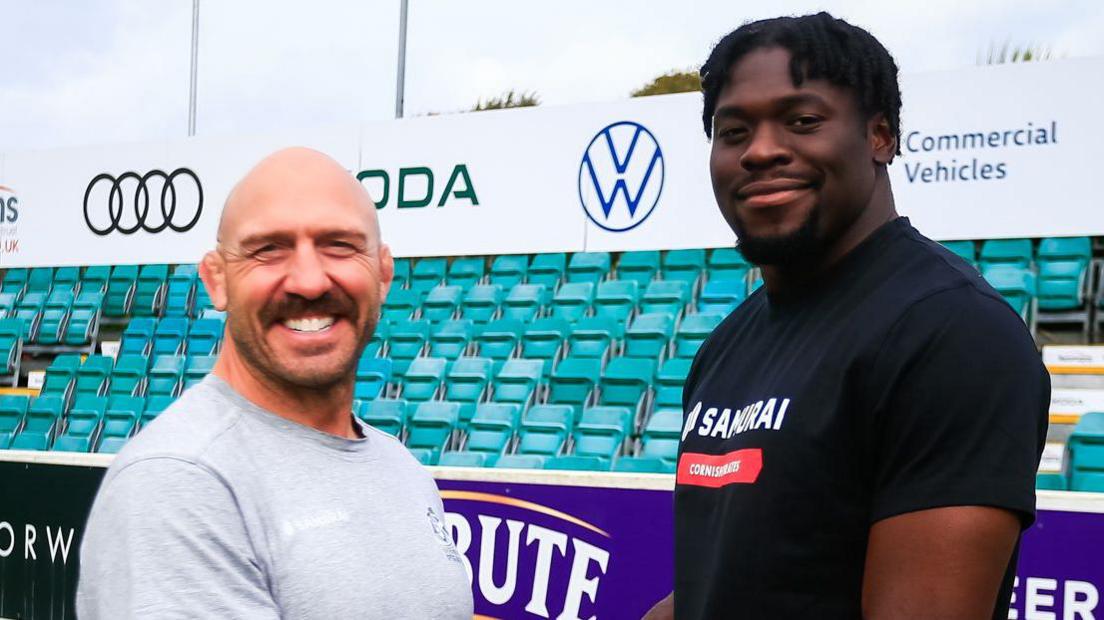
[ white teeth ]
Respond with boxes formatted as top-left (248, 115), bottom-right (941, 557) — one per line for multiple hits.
top-left (283, 316), bottom-right (335, 333)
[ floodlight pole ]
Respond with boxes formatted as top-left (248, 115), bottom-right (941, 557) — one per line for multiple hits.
top-left (395, 0), bottom-right (409, 118)
top-left (187, 0), bottom-right (200, 136)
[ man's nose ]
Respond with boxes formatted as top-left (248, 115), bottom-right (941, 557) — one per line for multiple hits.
top-left (282, 244), bottom-right (332, 300)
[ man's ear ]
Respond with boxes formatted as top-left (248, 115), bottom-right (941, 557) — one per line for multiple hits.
top-left (198, 250), bottom-right (229, 311)
top-left (377, 243), bottom-right (395, 303)
top-left (869, 114), bottom-right (896, 165)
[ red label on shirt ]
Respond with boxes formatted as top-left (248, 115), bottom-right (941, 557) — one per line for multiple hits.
top-left (677, 449), bottom-right (763, 488)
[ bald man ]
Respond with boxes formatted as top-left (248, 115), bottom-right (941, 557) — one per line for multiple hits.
top-left (77, 148), bottom-right (473, 619)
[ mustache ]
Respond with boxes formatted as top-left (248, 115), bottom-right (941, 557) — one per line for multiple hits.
top-left (259, 291), bottom-right (357, 324)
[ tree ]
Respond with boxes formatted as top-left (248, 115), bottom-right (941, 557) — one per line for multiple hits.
top-left (631, 69), bottom-right (701, 97)
top-left (471, 90), bottom-right (540, 111)
top-left (979, 42), bottom-right (1056, 65)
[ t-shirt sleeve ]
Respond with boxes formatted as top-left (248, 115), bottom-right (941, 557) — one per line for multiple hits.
top-left (865, 285), bottom-right (1050, 527)
top-left (77, 457), bottom-right (281, 619)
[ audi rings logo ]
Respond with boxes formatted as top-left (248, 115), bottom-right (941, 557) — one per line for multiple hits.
top-left (83, 168), bottom-right (204, 236)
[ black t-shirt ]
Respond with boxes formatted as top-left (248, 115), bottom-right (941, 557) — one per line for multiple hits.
top-left (674, 217), bottom-right (1050, 619)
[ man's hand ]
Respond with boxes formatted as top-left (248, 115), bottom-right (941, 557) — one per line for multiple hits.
top-left (642, 592), bottom-right (674, 620)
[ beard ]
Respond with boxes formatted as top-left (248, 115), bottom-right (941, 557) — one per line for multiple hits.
top-left (733, 206), bottom-right (825, 268)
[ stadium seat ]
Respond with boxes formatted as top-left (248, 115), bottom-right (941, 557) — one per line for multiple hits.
top-left (0, 395), bottom-right (30, 448)
top-left (625, 313), bottom-right (675, 359)
top-left (184, 355), bottom-right (216, 389)
top-left (568, 252), bottom-right (611, 284)
top-left (593, 280), bottom-right (640, 337)
top-left (474, 318), bottom-right (524, 369)
top-left (575, 405), bottom-right (633, 454)
top-left (410, 258), bottom-right (448, 296)
top-left (54, 395), bottom-right (108, 453)
top-left (979, 238), bottom-right (1033, 270)
top-left (698, 279), bottom-right (745, 316)
top-left (438, 451), bottom-right (491, 467)
top-left (643, 409), bottom-right (684, 441)
top-left (164, 265), bottom-right (197, 317)
top-left (447, 257), bottom-right (485, 290)
top-left (26, 267), bottom-right (54, 295)
top-left (982, 265), bottom-right (1036, 323)
top-left (600, 357), bottom-right (655, 418)
top-left (548, 357), bottom-right (602, 423)
top-left (186, 318), bottom-right (224, 356)
top-left (131, 264), bottom-right (169, 317)
top-left (640, 436), bottom-right (680, 464)
top-left (36, 289), bottom-right (74, 345)
top-left (120, 317), bottom-right (157, 356)
top-left (392, 258), bottom-right (411, 289)
top-left (97, 396), bottom-right (144, 453)
top-left (707, 248), bottom-right (751, 283)
top-left (489, 255), bottom-right (529, 289)
top-left (428, 319), bottom-right (475, 360)
top-left (1069, 413), bottom-right (1104, 492)
top-left (941, 240), bottom-right (977, 267)
top-left (1036, 472), bottom-right (1068, 490)
top-left (461, 284), bottom-right (504, 324)
top-left (41, 353), bottom-right (82, 402)
top-left (407, 448), bottom-right (435, 465)
top-left (2, 268), bottom-right (29, 297)
top-left (0, 292), bottom-right (16, 318)
top-left (518, 404), bottom-right (573, 456)
top-left (406, 401), bottom-right (461, 463)
top-left (544, 455), bottom-right (611, 471)
top-left (1036, 237), bottom-right (1092, 313)
top-left (399, 357), bottom-right (447, 403)
top-left (654, 358), bottom-right (692, 411)
top-left (551, 282), bottom-right (595, 322)
top-left (147, 355), bottom-right (186, 397)
top-left (153, 317), bottom-right (189, 356)
top-left (502, 283), bottom-right (549, 322)
top-left (528, 253), bottom-right (567, 290)
top-left (75, 355), bottom-right (114, 398)
top-left (0, 317), bottom-right (24, 384)
top-left (444, 357), bottom-right (494, 427)
top-left (142, 395), bottom-right (175, 426)
top-left (63, 290), bottom-right (104, 346)
top-left (14, 292), bottom-right (45, 342)
top-left (616, 251), bottom-right (660, 288)
top-left (494, 454), bottom-right (547, 469)
top-left (422, 285), bottom-right (464, 322)
top-left (53, 267), bottom-right (81, 294)
top-left (522, 317), bottom-right (571, 378)
top-left (491, 359), bottom-right (544, 407)
top-left (353, 356), bottom-right (392, 401)
top-left (80, 265), bottom-right (111, 295)
top-left (110, 354), bottom-right (150, 397)
top-left (641, 280), bottom-right (690, 317)
top-left (568, 317), bottom-right (617, 360)
top-left (387, 319), bottom-right (430, 379)
top-left (11, 395), bottom-right (65, 450)
top-left (663, 249), bottom-right (706, 289)
top-left (675, 313), bottom-right (723, 358)
top-left (358, 398), bottom-right (407, 437)
top-left (382, 288), bottom-right (421, 321)
top-left (612, 456), bottom-right (674, 474)
top-left (364, 320), bottom-right (389, 358)
top-left (463, 402), bottom-right (522, 459)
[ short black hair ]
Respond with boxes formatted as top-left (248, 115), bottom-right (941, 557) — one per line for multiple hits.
top-left (699, 12), bottom-right (901, 155)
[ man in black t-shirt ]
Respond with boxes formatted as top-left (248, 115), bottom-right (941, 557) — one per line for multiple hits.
top-left (643, 13), bottom-right (1049, 620)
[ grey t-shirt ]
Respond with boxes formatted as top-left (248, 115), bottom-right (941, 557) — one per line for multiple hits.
top-left (77, 375), bottom-right (473, 619)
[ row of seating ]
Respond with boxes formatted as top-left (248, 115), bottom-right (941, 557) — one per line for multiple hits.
top-left (41, 352), bottom-right (216, 405)
top-left (119, 315), bottom-right (225, 358)
top-left (0, 393), bottom-right (173, 452)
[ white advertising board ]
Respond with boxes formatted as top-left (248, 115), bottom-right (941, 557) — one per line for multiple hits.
top-left (1, 57), bottom-right (1101, 268)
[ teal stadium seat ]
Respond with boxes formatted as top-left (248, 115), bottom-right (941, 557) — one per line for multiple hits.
top-left (14, 292), bottom-right (46, 342)
top-left (358, 398), bottom-right (407, 437)
top-left (707, 248), bottom-right (751, 283)
top-left (1036, 472), bottom-right (1068, 490)
top-left (545, 455), bottom-right (611, 471)
top-left (80, 265), bottom-right (112, 295)
top-left (643, 409), bottom-right (684, 442)
top-left (75, 355), bottom-right (114, 398)
top-left (11, 395), bottom-right (65, 450)
top-left (941, 240), bottom-right (977, 267)
top-left (387, 319), bottom-right (430, 379)
top-left (568, 252), bottom-right (611, 285)
top-left (354, 356), bottom-right (392, 401)
top-left (406, 401), bottom-right (461, 463)
top-left (410, 258), bottom-right (448, 297)
top-left (187, 318), bottom-right (224, 355)
top-left (552, 282), bottom-right (594, 322)
top-left (97, 396), bottom-right (144, 453)
top-left (676, 313), bottom-right (723, 358)
top-left (422, 285), bottom-right (464, 323)
top-left (392, 258), bottom-right (411, 289)
top-left (42, 353), bottom-right (82, 402)
top-left (600, 357), bottom-right (655, 418)
top-left (1069, 413), bottom-right (1104, 492)
top-left (494, 454), bottom-right (547, 469)
top-left (523, 317), bottom-right (571, 378)
top-left (54, 395), bottom-right (108, 453)
top-left (37, 289), bottom-right (74, 345)
top-left (0, 292), bottom-right (17, 318)
top-left (447, 257), bottom-right (485, 290)
top-left (662, 249), bottom-right (706, 289)
top-left (639, 436), bottom-right (680, 464)
top-left (164, 265), bottom-right (197, 317)
top-left (1036, 237), bottom-right (1092, 311)
top-left (641, 280), bottom-right (690, 317)
top-left (401, 357), bottom-right (449, 402)
top-left (142, 394), bottom-right (176, 426)
top-left (0, 395), bottom-right (30, 448)
top-left (518, 405), bottom-right (573, 456)
top-left (475, 318), bottom-right (524, 370)
top-left (0, 318), bottom-right (24, 384)
top-left (110, 354), bottom-right (150, 397)
top-left (489, 255), bottom-right (529, 289)
top-left (53, 267), bottom-right (81, 294)
top-left (153, 317), bottom-right (189, 356)
top-left (982, 265), bottom-right (1036, 324)
top-left (148, 355), bottom-right (186, 397)
top-left (528, 253), bottom-right (567, 290)
top-left (462, 402), bottom-right (522, 460)
top-left (461, 284), bottom-right (504, 324)
top-left (184, 355), bottom-right (217, 389)
top-left (613, 456), bottom-right (674, 474)
top-left (120, 317), bottom-right (157, 356)
top-left (26, 267), bottom-right (54, 295)
top-left (574, 406), bottom-right (634, 458)
top-left (625, 313), bottom-right (674, 359)
top-left (2, 268), bottom-right (29, 297)
top-left (654, 358), bottom-right (691, 411)
top-left (616, 251), bottom-right (660, 288)
top-left (568, 317), bottom-right (617, 360)
top-left (698, 279), bottom-right (745, 316)
top-left (548, 357), bottom-right (602, 423)
top-left (364, 320), bottom-right (388, 358)
top-left (429, 319), bottom-right (474, 360)
top-left (491, 359), bottom-right (544, 407)
top-left (979, 238), bottom-right (1033, 270)
top-left (64, 290), bottom-right (104, 347)
top-left (382, 288), bottom-right (421, 321)
top-left (444, 357), bottom-right (493, 427)
top-left (132, 264), bottom-right (169, 317)
top-left (593, 280), bottom-right (640, 338)
top-left (502, 283), bottom-right (548, 322)
top-left (439, 451), bottom-right (491, 467)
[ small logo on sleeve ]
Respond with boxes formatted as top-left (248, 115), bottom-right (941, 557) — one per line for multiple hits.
top-left (677, 449), bottom-right (763, 488)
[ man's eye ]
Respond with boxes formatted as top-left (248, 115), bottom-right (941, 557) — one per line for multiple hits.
top-left (250, 245), bottom-right (286, 260)
top-left (791, 115), bottom-right (822, 128)
top-left (718, 127), bottom-right (748, 141)
top-left (326, 241), bottom-right (360, 255)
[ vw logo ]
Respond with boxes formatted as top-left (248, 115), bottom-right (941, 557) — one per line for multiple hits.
top-left (578, 121), bottom-right (664, 233)
top-left (83, 168), bottom-right (203, 236)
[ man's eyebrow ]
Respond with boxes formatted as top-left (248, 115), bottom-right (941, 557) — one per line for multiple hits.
top-left (714, 93), bottom-right (832, 120)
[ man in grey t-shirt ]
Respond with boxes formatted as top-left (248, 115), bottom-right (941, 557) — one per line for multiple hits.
top-left (78, 147), bottom-right (473, 618)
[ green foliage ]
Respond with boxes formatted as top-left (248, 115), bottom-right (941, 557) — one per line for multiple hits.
top-left (471, 90), bottom-right (540, 111)
top-left (980, 42), bottom-right (1056, 65)
top-left (631, 70), bottom-right (701, 97)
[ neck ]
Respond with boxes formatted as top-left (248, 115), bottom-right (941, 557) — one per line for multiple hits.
top-left (212, 345), bottom-right (358, 439)
top-left (761, 171), bottom-right (897, 296)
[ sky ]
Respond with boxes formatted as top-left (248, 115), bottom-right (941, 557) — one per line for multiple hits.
top-left (0, 0), bottom-right (1101, 152)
